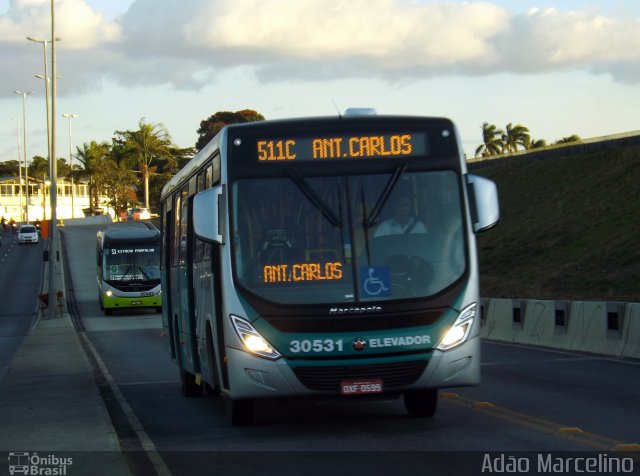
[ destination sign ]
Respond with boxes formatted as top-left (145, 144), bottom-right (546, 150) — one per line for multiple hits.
top-left (256, 133), bottom-right (427, 162)
top-left (263, 262), bottom-right (343, 283)
top-left (110, 247), bottom-right (156, 254)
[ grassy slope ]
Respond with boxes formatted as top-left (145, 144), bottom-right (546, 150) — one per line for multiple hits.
top-left (471, 145), bottom-right (640, 302)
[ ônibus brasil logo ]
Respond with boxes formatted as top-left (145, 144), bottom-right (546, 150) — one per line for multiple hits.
top-left (8, 452), bottom-right (73, 475)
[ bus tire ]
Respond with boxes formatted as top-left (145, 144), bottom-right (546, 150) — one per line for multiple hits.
top-left (180, 369), bottom-right (202, 397)
top-left (404, 389), bottom-right (438, 418)
top-left (104, 308), bottom-right (113, 316)
top-left (226, 398), bottom-right (254, 426)
top-left (174, 319), bottom-right (202, 398)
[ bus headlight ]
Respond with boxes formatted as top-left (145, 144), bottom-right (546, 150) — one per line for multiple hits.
top-left (230, 315), bottom-right (281, 360)
top-left (436, 303), bottom-right (476, 351)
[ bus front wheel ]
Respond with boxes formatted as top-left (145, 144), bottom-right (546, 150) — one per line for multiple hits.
top-left (404, 389), bottom-right (438, 418)
top-left (225, 398), bottom-right (254, 425)
top-left (180, 369), bottom-right (202, 397)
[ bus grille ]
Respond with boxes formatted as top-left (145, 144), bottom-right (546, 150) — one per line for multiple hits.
top-left (263, 310), bottom-right (443, 333)
top-left (292, 360), bottom-right (427, 391)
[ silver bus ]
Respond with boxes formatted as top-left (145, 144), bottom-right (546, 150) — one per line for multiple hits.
top-left (160, 110), bottom-right (499, 424)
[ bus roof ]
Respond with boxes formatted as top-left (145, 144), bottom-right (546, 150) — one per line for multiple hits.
top-left (160, 113), bottom-right (455, 200)
top-left (98, 223), bottom-right (160, 245)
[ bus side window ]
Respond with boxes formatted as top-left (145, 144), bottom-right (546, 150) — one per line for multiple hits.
top-left (194, 171), bottom-right (206, 262)
top-left (203, 242), bottom-right (212, 261)
top-left (172, 193), bottom-right (181, 266)
top-left (179, 185), bottom-right (189, 264)
top-left (160, 202), bottom-right (167, 269)
top-left (206, 163), bottom-right (213, 188)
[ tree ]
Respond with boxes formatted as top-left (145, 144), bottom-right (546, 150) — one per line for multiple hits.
top-left (142, 144), bottom-right (195, 213)
top-left (195, 109), bottom-right (265, 151)
top-left (76, 141), bottom-right (112, 211)
top-left (555, 135), bottom-right (581, 144)
top-left (0, 160), bottom-right (20, 176)
top-left (56, 157), bottom-right (71, 179)
top-left (475, 123), bottom-right (504, 157)
top-left (28, 156), bottom-right (49, 179)
top-left (102, 140), bottom-right (138, 216)
top-left (529, 138), bottom-right (547, 149)
top-left (115, 119), bottom-right (175, 210)
top-left (502, 123), bottom-right (531, 153)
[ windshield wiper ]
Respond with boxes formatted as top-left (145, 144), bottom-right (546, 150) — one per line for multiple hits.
top-left (119, 265), bottom-right (133, 281)
top-left (139, 265), bottom-right (151, 280)
top-left (286, 168), bottom-right (341, 227)
top-left (364, 163), bottom-right (407, 228)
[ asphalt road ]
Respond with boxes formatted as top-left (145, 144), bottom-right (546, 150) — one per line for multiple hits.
top-left (0, 232), bottom-right (42, 380)
top-left (60, 224), bottom-right (640, 475)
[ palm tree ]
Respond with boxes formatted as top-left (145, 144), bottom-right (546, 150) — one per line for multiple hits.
top-left (529, 138), bottom-right (547, 149)
top-left (76, 141), bottom-right (112, 211)
top-left (103, 143), bottom-right (138, 215)
top-left (475, 123), bottom-right (504, 157)
top-left (502, 123), bottom-right (531, 153)
top-left (117, 119), bottom-right (174, 209)
top-left (555, 135), bottom-right (581, 144)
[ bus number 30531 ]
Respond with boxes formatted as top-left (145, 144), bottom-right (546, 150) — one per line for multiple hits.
top-left (289, 339), bottom-right (344, 353)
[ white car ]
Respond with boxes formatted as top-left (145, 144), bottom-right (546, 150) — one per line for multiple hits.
top-left (17, 224), bottom-right (39, 245)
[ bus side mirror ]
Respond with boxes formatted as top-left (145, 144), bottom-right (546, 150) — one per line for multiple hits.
top-left (467, 174), bottom-right (500, 232)
top-left (193, 185), bottom-right (225, 244)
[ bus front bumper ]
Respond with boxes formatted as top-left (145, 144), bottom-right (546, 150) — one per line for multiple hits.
top-left (224, 335), bottom-right (480, 399)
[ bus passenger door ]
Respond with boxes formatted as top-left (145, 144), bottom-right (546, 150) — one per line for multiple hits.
top-left (171, 185), bottom-right (200, 387)
top-left (161, 202), bottom-right (175, 359)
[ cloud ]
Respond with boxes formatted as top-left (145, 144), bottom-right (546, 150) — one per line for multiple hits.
top-left (0, 0), bottom-right (120, 46)
top-left (2, 0), bottom-right (640, 95)
top-left (493, 7), bottom-right (640, 74)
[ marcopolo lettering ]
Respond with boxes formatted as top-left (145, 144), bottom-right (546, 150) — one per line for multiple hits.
top-left (329, 306), bottom-right (382, 315)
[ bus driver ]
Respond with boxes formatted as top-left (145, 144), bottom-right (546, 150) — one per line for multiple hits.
top-left (374, 196), bottom-right (427, 237)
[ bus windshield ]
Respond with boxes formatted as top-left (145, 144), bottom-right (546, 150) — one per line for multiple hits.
top-left (232, 169), bottom-right (465, 304)
top-left (103, 244), bottom-right (160, 282)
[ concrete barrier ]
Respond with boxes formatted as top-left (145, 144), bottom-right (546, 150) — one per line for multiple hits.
top-left (481, 298), bottom-right (639, 359)
top-left (567, 301), bottom-right (627, 357)
top-left (62, 215), bottom-right (113, 226)
top-left (512, 300), bottom-right (571, 350)
top-left (622, 303), bottom-right (640, 359)
top-left (480, 299), bottom-right (519, 342)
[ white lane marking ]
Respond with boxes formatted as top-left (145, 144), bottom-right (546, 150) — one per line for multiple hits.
top-left (80, 332), bottom-right (173, 476)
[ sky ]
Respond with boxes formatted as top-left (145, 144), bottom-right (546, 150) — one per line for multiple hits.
top-left (1, 0), bottom-right (640, 165)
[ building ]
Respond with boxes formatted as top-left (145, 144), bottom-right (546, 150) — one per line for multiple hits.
top-left (0, 175), bottom-right (114, 223)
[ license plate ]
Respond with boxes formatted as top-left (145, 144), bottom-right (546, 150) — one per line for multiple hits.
top-left (131, 300), bottom-right (142, 305)
top-left (340, 379), bottom-right (384, 395)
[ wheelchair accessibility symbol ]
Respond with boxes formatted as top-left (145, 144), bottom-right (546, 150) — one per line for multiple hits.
top-left (360, 267), bottom-right (391, 297)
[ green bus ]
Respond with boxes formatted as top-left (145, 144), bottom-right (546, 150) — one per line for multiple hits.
top-left (96, 223), bottom-right (162, 315)
top-left (160, 110), bottom-right (499, 424)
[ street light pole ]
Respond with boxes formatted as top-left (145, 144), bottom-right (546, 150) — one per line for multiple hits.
top-left (48, 0), bottom-right (58, 319)
top-left (14, 90), bottom-right (33, 223)
top-left (27, 36), bottom-right (58, 179)
top-left (62, 113), bottom-right (78, 218)
top-left (42, 174), bottom-right (50, 221)
top-left (14, 116), bottom-right (23, 222)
